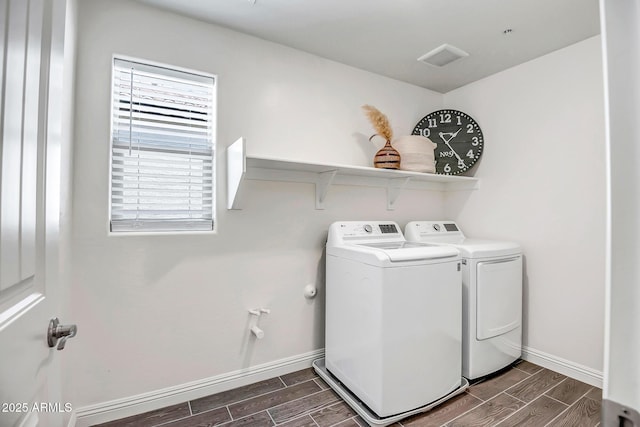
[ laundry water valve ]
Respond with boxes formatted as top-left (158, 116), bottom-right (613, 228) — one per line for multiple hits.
top-left (248, 308), bottom-right (270, 339)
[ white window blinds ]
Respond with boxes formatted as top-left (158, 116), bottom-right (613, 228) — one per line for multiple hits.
top-left (111, 58), bottom-right (215, 232)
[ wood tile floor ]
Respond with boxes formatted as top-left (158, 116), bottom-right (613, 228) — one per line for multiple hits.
top-left (93, 360), bottom-right (602, 427)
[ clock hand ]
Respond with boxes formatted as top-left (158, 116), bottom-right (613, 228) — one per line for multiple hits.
top-left (438, 130), bottom-right (466, 166)
top-left (444, 142), bottom-right (465, 165)
top-left (438, 132), bottom-right (452, 144)
top-left (438, 128), bottom-right (462, 144)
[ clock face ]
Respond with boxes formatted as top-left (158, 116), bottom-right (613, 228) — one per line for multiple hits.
top-left (412, 109), bottom-right (484, 175)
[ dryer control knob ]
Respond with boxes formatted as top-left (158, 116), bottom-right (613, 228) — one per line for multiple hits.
top-left (363, 224), bottom-right (373, 233)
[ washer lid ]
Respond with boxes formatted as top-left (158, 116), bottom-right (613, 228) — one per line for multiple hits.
top-left (327, 242), bottom-right (460, 265)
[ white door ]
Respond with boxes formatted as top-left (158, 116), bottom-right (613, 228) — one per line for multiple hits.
top-left (0, 1), bottom-right (71, 426)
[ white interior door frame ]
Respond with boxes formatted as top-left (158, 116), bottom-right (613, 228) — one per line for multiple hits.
top-left (600, 0), bottom-right (640, 426)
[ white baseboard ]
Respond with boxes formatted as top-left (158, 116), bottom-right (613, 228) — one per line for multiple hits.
top-left (68, 346), bottom-right (602, 427)
top-left (72, 349), bottom-right (325, 427)
top-left (521, 345), bottom-right (603, 388)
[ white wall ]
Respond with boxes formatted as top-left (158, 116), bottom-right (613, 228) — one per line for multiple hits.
top-left (71, 0), bottom-right (444, 407)
top-left (71, 0), bottom-right (607, 413)
top-left (444, 36), bottom-right (606, 377)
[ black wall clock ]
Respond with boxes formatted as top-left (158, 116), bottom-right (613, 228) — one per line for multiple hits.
top-left (412, 109), bottom-right (484, 175)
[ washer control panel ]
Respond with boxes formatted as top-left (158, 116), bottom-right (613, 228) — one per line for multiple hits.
top-left (329, 221), bottom-right (402, 243)
top-left (379, 224), bottom-right (398, 234)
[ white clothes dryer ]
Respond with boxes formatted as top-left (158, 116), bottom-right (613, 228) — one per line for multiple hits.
top-left (320, 221), bottom-right (466, 421)
top-left (405, 221), bottom-right (523, 380)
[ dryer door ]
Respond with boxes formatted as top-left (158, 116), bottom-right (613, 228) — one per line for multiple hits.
top-left (476, 256), bottom-right (523, 340)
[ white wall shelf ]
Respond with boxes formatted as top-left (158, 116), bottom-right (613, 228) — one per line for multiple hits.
top-left (227, 137), bottom-right (479, 210)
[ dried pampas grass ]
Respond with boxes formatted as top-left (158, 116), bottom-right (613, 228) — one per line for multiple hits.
top-left (362, 105), bottom-right (393, 142)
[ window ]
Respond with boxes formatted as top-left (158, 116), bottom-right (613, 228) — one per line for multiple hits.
top-left (110, 58), bottom-right (215, 232)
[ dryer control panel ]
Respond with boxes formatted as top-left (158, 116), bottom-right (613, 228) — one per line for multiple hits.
top-left (404, 221), bottom-right (465, 241)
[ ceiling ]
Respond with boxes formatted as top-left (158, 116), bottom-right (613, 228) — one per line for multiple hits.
top-left (136, 0), bottom-right (601, 93)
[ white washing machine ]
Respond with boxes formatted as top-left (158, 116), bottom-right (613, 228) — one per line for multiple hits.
top-left (319, 221), bottom-right (467, 422)
top-left (405, 221), bottom-right (523, 380)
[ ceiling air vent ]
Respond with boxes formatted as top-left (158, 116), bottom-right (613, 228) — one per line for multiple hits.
top-left (417, 44), bottom-right (469, 67)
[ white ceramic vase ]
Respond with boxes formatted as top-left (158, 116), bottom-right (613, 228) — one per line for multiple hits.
top-left (392, 135), bottom-right (437, 173)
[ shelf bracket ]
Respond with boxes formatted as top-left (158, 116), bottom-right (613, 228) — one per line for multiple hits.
top-left (315, 170), bottom-right (337, 209)
top-left (387, 177), bottom-right (411, 210)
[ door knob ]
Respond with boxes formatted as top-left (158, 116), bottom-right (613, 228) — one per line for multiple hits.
top-left (47, 318), bottom-right (77, 350)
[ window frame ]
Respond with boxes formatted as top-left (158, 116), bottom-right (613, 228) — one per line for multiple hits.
top-left (108, 55), bottom-right (217, 235)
